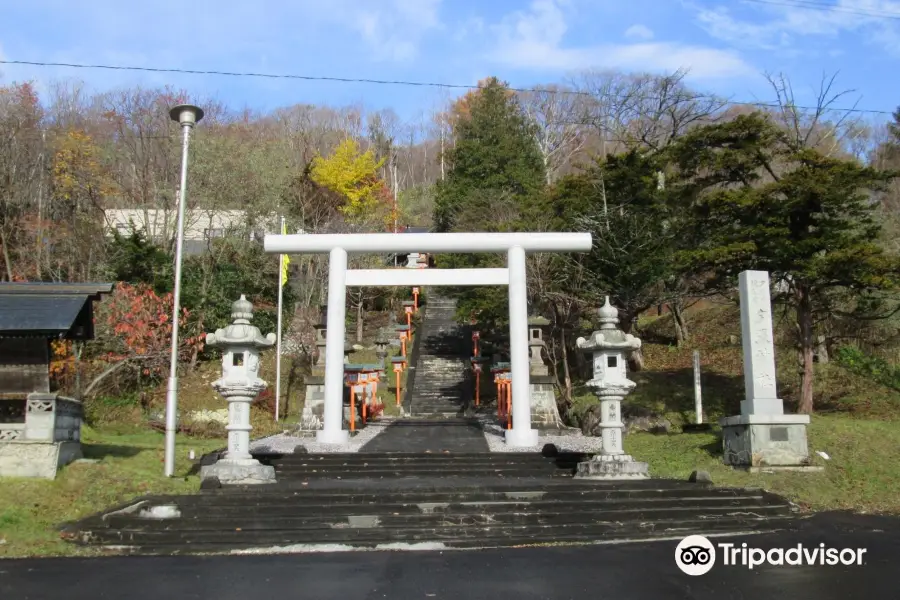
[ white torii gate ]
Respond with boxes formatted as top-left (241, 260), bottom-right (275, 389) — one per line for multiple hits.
top-left (264, 232), bottom-right (592, 447)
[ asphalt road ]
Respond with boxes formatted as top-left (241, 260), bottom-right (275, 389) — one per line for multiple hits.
top-left (1, 512), bottom-right (897, 600)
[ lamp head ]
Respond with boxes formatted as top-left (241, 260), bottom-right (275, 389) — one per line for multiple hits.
top-left (169, 104), bottom-right (204, 127)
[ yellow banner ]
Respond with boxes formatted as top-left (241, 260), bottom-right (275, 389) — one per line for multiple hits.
top-left (280, 220), bottom-right (290, 286)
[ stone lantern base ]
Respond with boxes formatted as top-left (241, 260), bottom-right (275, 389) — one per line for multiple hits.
top-left (575, 454), bottom-right (650, 480)
top-left (201, 458), bottom-right (275, 485)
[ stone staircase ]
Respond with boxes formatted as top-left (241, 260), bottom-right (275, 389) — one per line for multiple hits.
top-left (63, 452), bottom-right (800, 555)
top-left (408, 295), bottom-right (471, 417)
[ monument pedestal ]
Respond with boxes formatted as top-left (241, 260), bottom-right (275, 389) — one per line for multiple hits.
top-left (720, 413), bottom-right (811, 467)
top-left (575, 453), bottom-right (649, 480)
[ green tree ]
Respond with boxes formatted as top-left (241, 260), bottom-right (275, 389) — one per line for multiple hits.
top-left (433, 78), bottom-right (547, 335)
top-left (434, 77), bottom-right (546, 232)
top-left (105, 227), bottom-right (173, 295)
top-left (181, 237), bottom-right (293, 367)
top-left (557, 151), bottom-right (680, 322)
top-left (670, 113), bottom-right (900, 413)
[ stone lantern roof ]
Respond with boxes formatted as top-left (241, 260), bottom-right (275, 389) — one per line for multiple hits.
top-left (206, 295), bottom-right (276, 349)
top-left (576, 297), bottom-right (641, 353)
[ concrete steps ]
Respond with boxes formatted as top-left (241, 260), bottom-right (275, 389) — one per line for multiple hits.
top-left (407, 296), bottom-right (470, 417)
top-left (63, 452), bottom-right (800, 555)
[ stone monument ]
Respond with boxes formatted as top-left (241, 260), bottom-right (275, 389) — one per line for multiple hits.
top-left (574, 297), bottom-right (649, 479)
top-left (720, 271), bottom-right (812, 469)
top-left (201, 295), bottom-right (277, 485)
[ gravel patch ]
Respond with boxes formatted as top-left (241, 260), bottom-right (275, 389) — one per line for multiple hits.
top-left (249, 420), bottom-right (392, 454)
top-left (480, 418), bottom-right (604, 453)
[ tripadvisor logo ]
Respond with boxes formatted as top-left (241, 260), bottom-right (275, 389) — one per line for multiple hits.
top-left (675, 535), bottom-right (867, 576)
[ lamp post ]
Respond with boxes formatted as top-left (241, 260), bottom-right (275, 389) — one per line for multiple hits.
top-left (164, 104), bottom-right (204, 478)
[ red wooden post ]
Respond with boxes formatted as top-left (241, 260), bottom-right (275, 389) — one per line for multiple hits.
top-left (349, 384), bottom-right (356, 433)
top-left (412, 287), bottom-right (419, 311)
top-left (393, 363), bottom-right (404, 407)
top-left (473, 363), bottom-right (481, 407)
top-left (360, 374), bottom-right (368, 424)
top-left (506, 380), bottom-right (512, 430)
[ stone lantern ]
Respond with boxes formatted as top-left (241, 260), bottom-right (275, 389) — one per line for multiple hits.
top-left (527, 315), bottom-right (565, 429)
top-left (375, 328), bottom-right (390, 364)
top-left (313, 322), bottom-right (327, 371)
top-left (574, 297), bottom-right (649, 480)
top-left (200, 295), bottom-right (277, 485)
top-left (528, 316), bottom-right (550, 376)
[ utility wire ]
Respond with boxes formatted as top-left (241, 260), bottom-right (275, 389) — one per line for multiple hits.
top-left (0, 59), bottom-right (894, 116)
top-left (740, 0), bottom-right (900, 20)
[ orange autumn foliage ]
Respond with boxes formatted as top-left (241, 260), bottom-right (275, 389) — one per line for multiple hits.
top-left (94, 282), bottom-right (202, 378)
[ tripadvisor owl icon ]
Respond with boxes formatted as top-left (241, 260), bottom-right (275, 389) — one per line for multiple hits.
top-left (675, 535), bottom-right (716, 576)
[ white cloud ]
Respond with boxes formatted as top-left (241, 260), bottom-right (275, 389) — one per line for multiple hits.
top-left (452, 16), bottom-right (485, 42)
top-left (337, 0), bottom-right (444, 61)
top-left (693, 0), bottom-right (900, 57)
top-left (488, 0), bottom-right (753, 79)
top-left (624, 24), bottom-right (655, 41)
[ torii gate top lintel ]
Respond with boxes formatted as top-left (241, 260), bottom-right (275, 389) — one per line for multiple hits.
top-left (264, 232), bottom-right (592, 254)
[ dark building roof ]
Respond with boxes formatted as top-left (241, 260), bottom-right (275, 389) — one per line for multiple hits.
top-left (0, 283), bottom-right (114, 339)
top-left (400, 226), bottom-right (430, 234)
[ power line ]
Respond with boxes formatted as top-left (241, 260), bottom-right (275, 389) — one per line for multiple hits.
top-left (2, 59), bottom-right (533, 93)
top-left (740, 0), bottom-right (900, 20)
top-left (1, 58), bottom-right (894, 116)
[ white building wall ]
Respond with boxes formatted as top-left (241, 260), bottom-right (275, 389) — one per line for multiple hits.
top-left (104, 209), bottom-right (279, 241)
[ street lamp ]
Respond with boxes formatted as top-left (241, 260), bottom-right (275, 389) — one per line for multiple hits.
top-left (164, 104), bottom-right (204, 477)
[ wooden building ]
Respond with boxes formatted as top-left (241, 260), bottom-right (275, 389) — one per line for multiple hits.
top-left (0, 282), bottom-right (113, 398)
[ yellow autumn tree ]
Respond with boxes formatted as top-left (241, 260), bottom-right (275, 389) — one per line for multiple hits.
top-left (52, 129), bottom-right (115, 208)
top-left (309, 138), bottom-right (386, 220)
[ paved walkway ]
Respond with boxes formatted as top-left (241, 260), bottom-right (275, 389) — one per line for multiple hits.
top-left (2, 513), bottom-right (896, 600)
top-left (359, 418), bottom-right (489, 453)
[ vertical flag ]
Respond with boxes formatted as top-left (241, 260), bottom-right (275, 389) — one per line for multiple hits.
top-left (280, 220), bottom-right (290, 286)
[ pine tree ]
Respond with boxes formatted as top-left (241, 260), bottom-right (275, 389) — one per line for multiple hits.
top-left (432, 78), bottom-right (547, 335)
top-left (670, 113), bottom-right (900, 413)
top-left (434, 77), bottom-right (545, 232)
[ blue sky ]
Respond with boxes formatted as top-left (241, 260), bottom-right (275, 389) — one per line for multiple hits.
top-left (1, 0), bottom-right (899, 122)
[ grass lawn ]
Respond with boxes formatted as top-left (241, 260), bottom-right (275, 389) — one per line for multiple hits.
top-left (625, 414), bottom-right (900, 514)
top-left (0, 426), bottom-right (223, 558)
